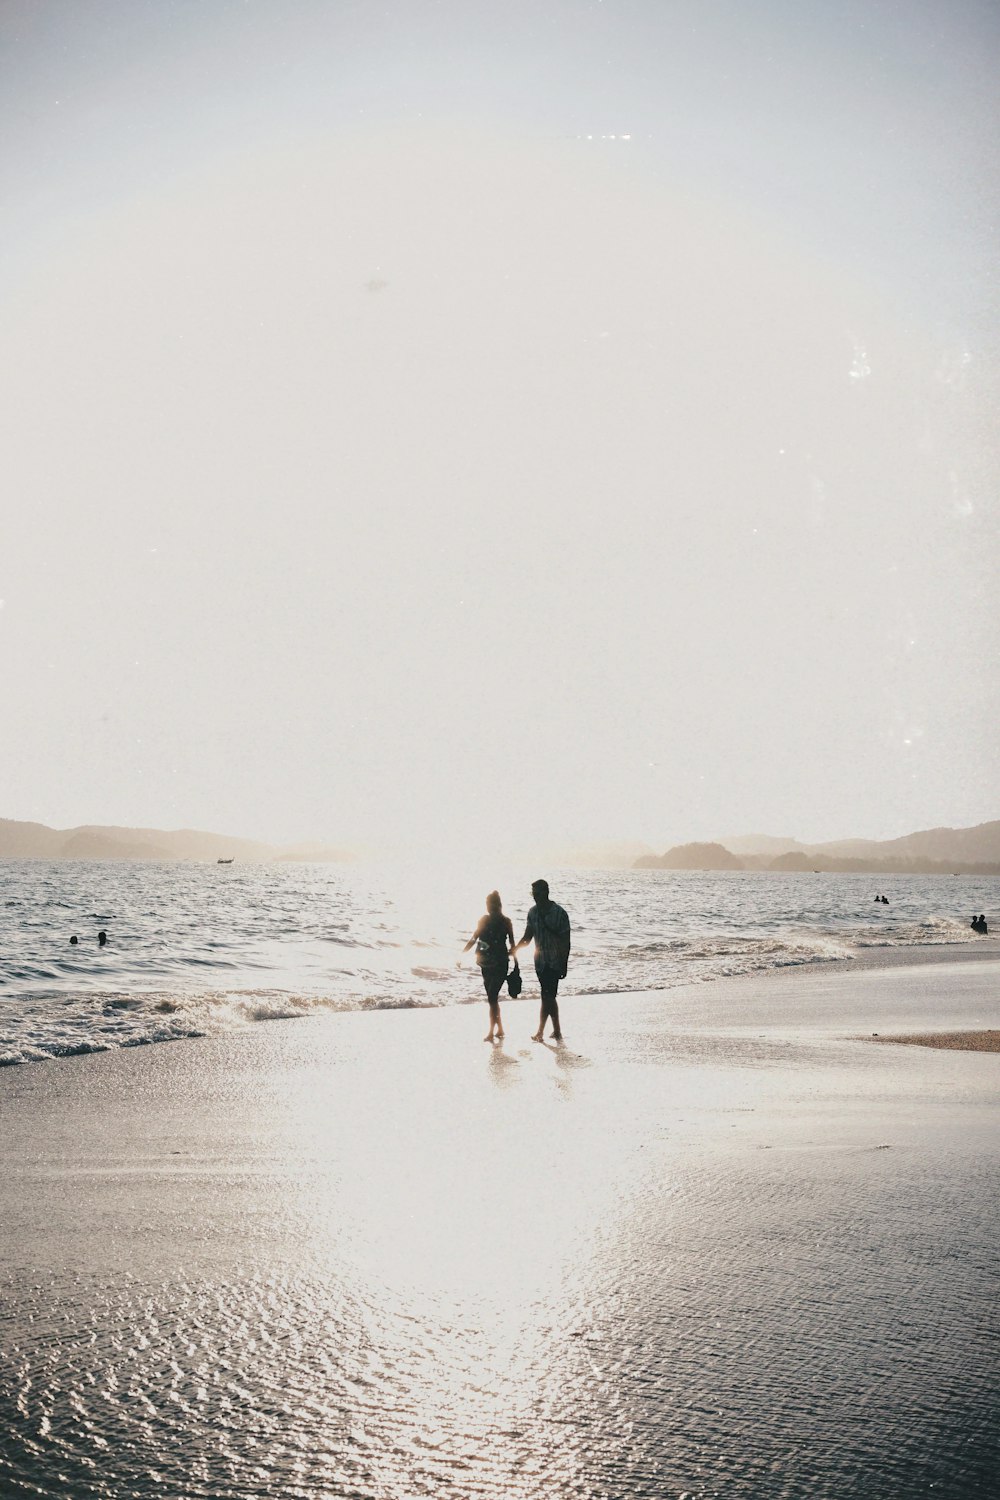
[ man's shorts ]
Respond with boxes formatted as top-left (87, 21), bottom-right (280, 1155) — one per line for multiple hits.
top-left (534, 962), bottom-right (562, 1001)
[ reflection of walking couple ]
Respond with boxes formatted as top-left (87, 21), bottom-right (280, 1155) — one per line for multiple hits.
top-left (463, 879), bottom-right (571, 1044)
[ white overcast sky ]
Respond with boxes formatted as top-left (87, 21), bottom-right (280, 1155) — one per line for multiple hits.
top-left (1, 0), bottom-right (998, 857)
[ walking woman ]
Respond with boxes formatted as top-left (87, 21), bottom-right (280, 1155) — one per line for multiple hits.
top-left (462, 890), bottom-right (517, 1041)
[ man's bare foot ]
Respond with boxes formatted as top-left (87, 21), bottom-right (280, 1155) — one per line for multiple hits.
top-left (551, 1033), bottom-right (563, 1042)
top-left (496, 1031), bottom-right (505, 1039)
top-left (531, 1032), bottom-right (543, 1042)
top-left (485, 1034), bottom-right (495, 1042)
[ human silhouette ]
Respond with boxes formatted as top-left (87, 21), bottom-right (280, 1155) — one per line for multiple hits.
top-left (69, 935), bottom-right (78, 945)
top-left (98, 930), bottom-right (108, 947)
top-left (512, 878), bottom-right (571, 1043)
top-left (462, 891), bottom-right (515, 1041)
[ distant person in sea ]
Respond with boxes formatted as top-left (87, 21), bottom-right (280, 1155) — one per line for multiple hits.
top-left (512, 879), bottom-right (571, 1043)
top-left (971, 914), bottom-right (988, 934)
top-left (69, 935), bottom-right (78, 945)
top-left (98, 930), bottom-right (108, 947)
top-left (462, 891), bottom-right (515, 1041)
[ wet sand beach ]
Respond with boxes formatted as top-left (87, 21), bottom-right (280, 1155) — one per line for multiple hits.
top-left (2, 957), bottom-right (998, 1498)
top-left (869, 1030), bottom-right (1000, 1052)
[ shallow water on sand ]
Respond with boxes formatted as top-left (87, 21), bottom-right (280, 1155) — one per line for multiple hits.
top-left (2, 971), bottom-right (998, 1498)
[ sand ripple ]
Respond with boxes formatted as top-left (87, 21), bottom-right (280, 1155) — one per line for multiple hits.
top-left (3, 1151), bottom-right (997, 1499)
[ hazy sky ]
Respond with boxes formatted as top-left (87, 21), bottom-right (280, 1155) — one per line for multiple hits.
top-left (2, 0), bottom-right (998, 857)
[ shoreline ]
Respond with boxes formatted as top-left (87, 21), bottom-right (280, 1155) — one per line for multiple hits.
top-left (2, 952), bottom-right (997, 1498)
top-left (1, 938), bottom-right (998, 1074)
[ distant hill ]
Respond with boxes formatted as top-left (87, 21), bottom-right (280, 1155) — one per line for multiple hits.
top-left (814, 823), bottom-right (1000, 865)
top-left (636, 841), bottom-right (743, 871)
top-left (768, 851), bottom-right (817, 872)
top-left (0, 820), bottom-right (65, 858)
top-left (636, 821), bottom-right (1000, 875)
top-left (0, 818), bottom-right (356, 863)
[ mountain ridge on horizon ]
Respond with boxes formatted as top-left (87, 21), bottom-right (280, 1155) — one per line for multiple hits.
top-left (1, 816), bottom-right (998, 871)
top-left (0, 818), bottom-right (357, 864)
top-left (638, 820), bottom-right (1000, 874)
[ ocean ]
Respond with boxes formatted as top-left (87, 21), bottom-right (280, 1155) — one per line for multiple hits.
top-left (1, 860), bottom-right (994, 1066)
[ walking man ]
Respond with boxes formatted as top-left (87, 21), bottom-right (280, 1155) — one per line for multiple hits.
top-left (512, 878), bottom-right (571, 1042)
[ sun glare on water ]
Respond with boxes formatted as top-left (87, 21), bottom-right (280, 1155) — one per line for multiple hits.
top-left (263, 998), bottom-right (658, 1490)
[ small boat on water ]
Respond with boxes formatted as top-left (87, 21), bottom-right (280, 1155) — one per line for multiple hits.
top-left (217, 858), bottom-right (234, 864)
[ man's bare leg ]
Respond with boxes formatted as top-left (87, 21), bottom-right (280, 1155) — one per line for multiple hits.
top-left (534, 992), bottom-right (561, 1042)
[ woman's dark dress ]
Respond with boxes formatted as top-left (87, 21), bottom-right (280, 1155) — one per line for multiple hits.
top-left (475, 913), bottom-right (513, 998)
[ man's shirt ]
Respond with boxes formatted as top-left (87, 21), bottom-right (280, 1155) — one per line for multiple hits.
top-left (522, 901), bottom-right (571, 970)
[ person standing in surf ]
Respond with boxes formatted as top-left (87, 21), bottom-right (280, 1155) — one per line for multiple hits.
top-left (512, 878), bottom-right (571, 1043)
top-left (462, 891), bottom-right (516, 1041)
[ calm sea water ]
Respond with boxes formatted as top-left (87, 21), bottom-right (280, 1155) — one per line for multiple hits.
top-left (0, 860), bottom-right (995, 1065)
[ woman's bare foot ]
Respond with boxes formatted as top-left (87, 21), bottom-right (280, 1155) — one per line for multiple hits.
top-left (496, 1030), bottom-right (505, 1039)
top-left (484, 1033), bottom-right (495, 1042)
top-left (531, 1032), bottom-right (543, 1042)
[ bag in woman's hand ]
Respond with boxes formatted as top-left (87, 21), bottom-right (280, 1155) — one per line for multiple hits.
top-left (506, 966), bottom-right (523, 997)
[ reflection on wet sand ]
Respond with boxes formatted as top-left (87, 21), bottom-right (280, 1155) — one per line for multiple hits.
top-left (1, 961), bottom-right (998, 1497)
